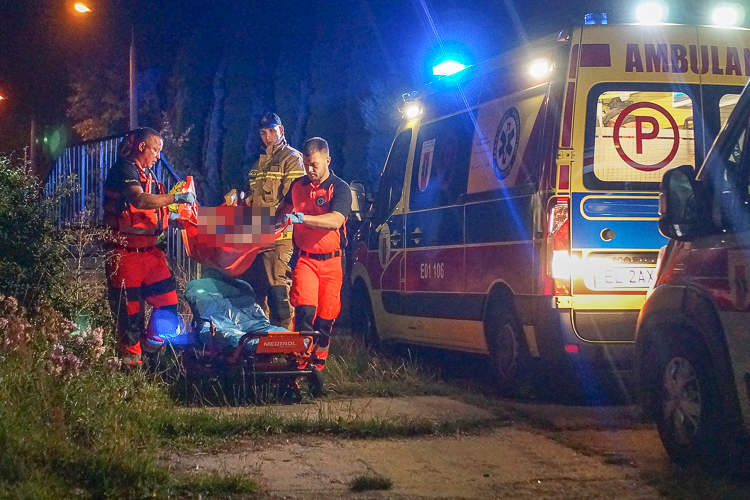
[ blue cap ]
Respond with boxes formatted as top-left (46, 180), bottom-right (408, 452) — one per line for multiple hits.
top-left (259, 112), bottom-right (282, 129)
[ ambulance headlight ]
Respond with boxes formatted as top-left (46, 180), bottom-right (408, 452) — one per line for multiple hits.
top-left (635, 1), bottom-right (668, 24)
top-left (530, 60), bottom-right (552, 78)
top-left (712, 3), bottom-right (744, 27)
top-left (405, 104), bottom-right (421, 119)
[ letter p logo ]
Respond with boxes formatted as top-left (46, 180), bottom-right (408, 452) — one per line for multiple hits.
top-left (635, 116), bottom-right (660, 154)
top-left (612, 101), bottom-right (680, 172)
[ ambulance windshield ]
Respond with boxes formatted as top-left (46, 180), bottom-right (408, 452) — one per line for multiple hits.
top-left (583, 86), bottom-right (741, 190)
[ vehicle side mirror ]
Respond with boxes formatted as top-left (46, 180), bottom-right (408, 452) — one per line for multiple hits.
top-left (349, 180), bottom-right (373, 221)
top-left (658, 164), bottom-right (706, 240)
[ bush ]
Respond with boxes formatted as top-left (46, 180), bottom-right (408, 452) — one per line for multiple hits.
top-left (0, 155), bottom-right (67, 308)
top-left (0, 154), bottom-right (256, 498)
top-left (0, 294), bottom-right (169, 498)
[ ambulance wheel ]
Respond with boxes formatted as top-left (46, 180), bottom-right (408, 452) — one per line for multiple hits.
top-left (352, 282), bottom-right (380, 347)
top-left (484, 295), bottom-right (529, 395)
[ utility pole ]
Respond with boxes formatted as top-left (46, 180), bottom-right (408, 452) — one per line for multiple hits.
top-left (129, 28), bottom-right (138, 130)
top-left (29, 119), bottom-right (37, 174)
top-left (75, 4), bottom-right (138, 130)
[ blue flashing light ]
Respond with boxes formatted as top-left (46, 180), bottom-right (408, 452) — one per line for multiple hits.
top-left (432, 60), bottom-right (467, 77)
top-left (584, 13), bottom-right (608, 25)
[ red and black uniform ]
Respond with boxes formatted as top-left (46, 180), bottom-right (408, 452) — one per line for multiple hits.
top-left (104, 157), bottom-right (177, 364)
top-left (285, 171), bottom-right (351, 342)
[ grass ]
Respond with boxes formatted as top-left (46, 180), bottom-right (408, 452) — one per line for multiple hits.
top-left (154, 408), bottom-right (501, 449)
top-left (350, 474), bottom-right (393, 492)
top-left (323, 335), bottom-right (457, 397)
top-left (0, 263), bottom-right (482, 498)
top-left (0, 354), bottom-right (259, 499)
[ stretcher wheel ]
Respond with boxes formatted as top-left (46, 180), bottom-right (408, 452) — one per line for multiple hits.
top-left (308, 366), bottom-right (325, 398)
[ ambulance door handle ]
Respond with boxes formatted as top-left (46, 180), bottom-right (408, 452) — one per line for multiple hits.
top-left (390, 231), bottom-right (402, 246)
top-left (410, 228), bottom-right (423, 245)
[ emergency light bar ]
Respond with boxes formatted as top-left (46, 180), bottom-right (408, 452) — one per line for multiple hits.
top-left (433, 60), bottom-right (467, 77)
top-left (712, 3), bottom-right (745, 27)
top-left (635, 1), bottom-right (668, 24)
top-left (584, 13), bottom-right (608, 25)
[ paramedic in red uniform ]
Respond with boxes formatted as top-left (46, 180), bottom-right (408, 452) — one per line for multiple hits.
top-left (277, 137), bottom-right (351, 351)
top-left (104, 127), bottom-right (196, 366)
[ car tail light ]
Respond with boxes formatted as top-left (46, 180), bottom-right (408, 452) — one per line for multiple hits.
top-left (544, 196), bottom-right (571, 295)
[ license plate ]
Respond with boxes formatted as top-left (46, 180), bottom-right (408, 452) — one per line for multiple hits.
top-left (593, 267), bottom-right (655, 289)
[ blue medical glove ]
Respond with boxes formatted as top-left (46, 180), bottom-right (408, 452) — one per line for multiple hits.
top-left (284, 212), bottom-right (305, 224)
top-left (168, 211), bottom-right (185, 229)
top-left (174, 192), bottom-right (196, 205)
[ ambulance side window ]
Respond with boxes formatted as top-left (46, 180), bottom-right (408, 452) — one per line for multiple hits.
top-left (409, 111), bottom-right (474, 210)
top-left (375, 130), bottom-right (412, 224)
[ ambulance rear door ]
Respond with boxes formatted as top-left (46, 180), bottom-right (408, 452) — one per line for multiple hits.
top-left (571, 24), bottom-right (703, 345)
top-left (695, 26), bottom-right (750, 147)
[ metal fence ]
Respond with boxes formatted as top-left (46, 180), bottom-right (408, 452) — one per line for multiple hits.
top-left (45, 134), bottom-right (198, 280)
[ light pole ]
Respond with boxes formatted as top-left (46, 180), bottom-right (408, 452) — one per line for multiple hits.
top-left (73, 3), bottom-right (138, 130)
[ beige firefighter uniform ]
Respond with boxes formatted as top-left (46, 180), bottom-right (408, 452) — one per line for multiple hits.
top-left (241, 137), bottom-right (305, 327)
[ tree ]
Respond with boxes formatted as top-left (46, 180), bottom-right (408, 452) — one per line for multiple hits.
top-left (359, 80), bottom-right (401, 189)
top-left (66, 67), bottom-right (127, 141)
top-left (201, 56), bottom-right (227, 206)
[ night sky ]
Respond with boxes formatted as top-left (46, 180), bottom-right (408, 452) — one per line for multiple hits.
top-left (0, 0), bottom-right (726, 156)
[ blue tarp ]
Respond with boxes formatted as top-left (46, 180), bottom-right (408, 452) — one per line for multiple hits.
top-left (183, 275), bottom-right (288, 349)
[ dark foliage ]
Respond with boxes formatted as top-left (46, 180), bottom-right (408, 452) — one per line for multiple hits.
top-left (0, 156), bottom-right (67, 308)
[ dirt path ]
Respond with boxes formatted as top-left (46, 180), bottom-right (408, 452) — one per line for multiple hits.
top-left (168, 396), bottom-right (671, 499)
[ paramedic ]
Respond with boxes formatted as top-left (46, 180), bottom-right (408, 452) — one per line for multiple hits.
top-left (278, 137), bottom-right (351, 345)
top-left (224, 113), bottom-right (305, 329)
top-left (104, 127), bottom-right (196, 366)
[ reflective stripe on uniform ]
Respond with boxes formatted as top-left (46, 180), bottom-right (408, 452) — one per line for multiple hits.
top-left (314, 342), bottom-right (329, 359)
top-left (121, 354), bottom-right (142, 365)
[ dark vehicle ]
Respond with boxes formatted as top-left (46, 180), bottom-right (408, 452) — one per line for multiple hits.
top-left (636, 80), bottom-right (750, 466)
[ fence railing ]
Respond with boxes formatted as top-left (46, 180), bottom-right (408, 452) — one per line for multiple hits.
top-left (45, 134), bottom-right (198, 280)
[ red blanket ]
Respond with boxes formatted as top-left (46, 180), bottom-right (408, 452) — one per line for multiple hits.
top-left (177, 177), bottom-right (289, 276)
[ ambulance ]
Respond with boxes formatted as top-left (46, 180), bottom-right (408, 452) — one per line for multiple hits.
top-left (349, 22), bottom-right (750, 392)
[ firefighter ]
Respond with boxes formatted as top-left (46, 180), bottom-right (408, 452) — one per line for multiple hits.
top-left (104, 127), bottom-right (196, 366)
top-left (225, 113), bottom-right (305, 329)
top-left (277, 137), bottom-right (351, 366)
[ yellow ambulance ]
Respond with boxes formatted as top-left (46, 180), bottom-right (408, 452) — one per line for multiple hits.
top-left (349, 22), bottom-right (750, 393)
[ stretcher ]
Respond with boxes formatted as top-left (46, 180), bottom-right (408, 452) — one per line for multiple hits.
top-left (160, 177), bottom-right (328, 400)
top-left (166, 324), bottom-right (328, 400)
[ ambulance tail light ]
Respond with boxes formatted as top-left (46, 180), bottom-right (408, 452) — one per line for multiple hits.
top-left (544, 196), bottom-right (571, 296)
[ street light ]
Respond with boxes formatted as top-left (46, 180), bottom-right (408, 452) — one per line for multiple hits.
top-left (72, 2), bottom-right (138, 130)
